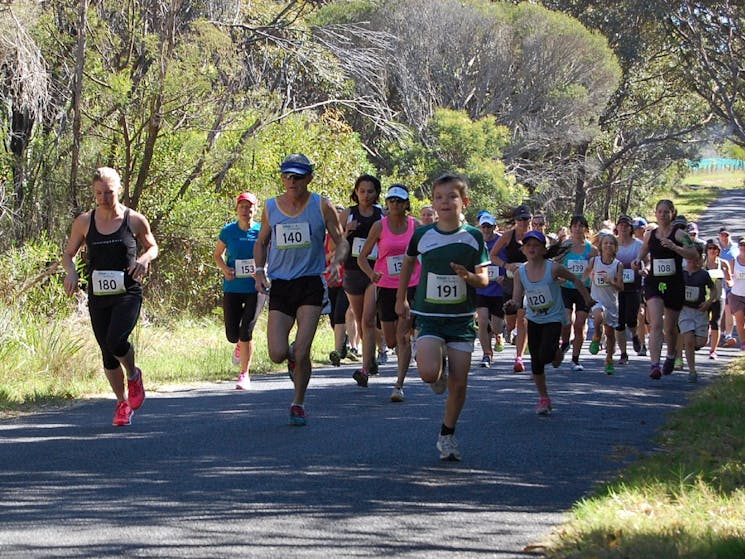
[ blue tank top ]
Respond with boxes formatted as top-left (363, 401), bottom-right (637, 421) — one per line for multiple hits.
top-left (519, 260), bottom-right (567, 324)
top-left (266, 193), bottom-right (327, 280)
top-left (562, 241), bottom-right (593, 289)
top-left (476, 235), bottom-right (504, 297)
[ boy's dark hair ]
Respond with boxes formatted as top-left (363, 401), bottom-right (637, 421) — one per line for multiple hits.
top-left (431, 173), bottom-right (468, 198)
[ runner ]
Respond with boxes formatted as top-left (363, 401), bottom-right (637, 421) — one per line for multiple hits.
top-left (420, 205), bottom-right (437, 225)
top-left (729, 236), bottom-right (745, 350)
top-left (338, 175), bottom-right (384, 387)
top-left (506, 230), bottom-right (592, 414)
top-left (253, 153), bottom-right (348, 426)
top-left (680, 244), bottom-right (717, 382)
top-left (558, 214), bottom-right (598, 371)
top-left (489, 205), bottom-right (532, 372)
top-left (213, 192), bottom-right (266, 389)
top-left (327, 205), bottom-right (352, 367)
top-left (635, 200), bottom-right (699, 379)
top-left (614, 215), bottom-right (644, 364)
top-left (703, 238), bottom-right (732, 359)
top-left (475, 212), bottom-right (505, 368)
top-left (357, 184), bottom-right (421, 401)
top-left (62, 167), bottom-right (158, 426)
top-left (395, 173), bottom-right (489, 461)
top-left (717, 226), bottom-right (740, 346)
top-left (584, 233), bottom-right (624, 374)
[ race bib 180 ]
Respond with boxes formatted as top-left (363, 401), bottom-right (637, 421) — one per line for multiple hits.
top-left (91, 270), bottom-right (126, 296)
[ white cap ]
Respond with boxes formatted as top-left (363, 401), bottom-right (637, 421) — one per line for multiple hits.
top-left (385, 186), bottom-right (409, 200)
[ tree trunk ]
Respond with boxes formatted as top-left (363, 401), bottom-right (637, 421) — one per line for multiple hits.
top-left (69, 0), bottom-right (89, 216)
top-left (573, 142), bottom-right (589, 215)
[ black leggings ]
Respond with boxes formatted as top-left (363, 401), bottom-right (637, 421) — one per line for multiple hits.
top-left (223, 292), bottom-right (264, 343)
top-left (89, 293), bottom-right (142, 370)
top-left (615, 291), bottom-right (641, 331)
top-left (328, 286), bottom-right (349, 328)
top-left (527, 320), bottom-right (562, 376)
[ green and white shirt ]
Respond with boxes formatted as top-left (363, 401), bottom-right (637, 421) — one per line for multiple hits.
top-left (406, 223), bottom-right (490, 317)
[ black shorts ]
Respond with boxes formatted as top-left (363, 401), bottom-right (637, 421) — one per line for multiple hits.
top-left (343, 269), bottom-right (372, 296)
top-left (328, 286), bottom-right (349, 327)
top-left (475, 294), bottom-right (505, 319)
top-left (709, 300), bottom-right (723, 330)
top-left (561, 287), bottom-right (590, 314)
top-left (615, 291), bottom-right (641, 331)
top-left (377, 286), bottom-right (416, 322)
top-left (223, 292), bottom-right (265, 343)
top-left (268, 275), bottom-right (326, 317)
top-left (644, 277), bottom-right (684, 312)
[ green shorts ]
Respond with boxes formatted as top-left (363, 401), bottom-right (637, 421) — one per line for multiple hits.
top-left (415, 315), bottom-right (476, 350)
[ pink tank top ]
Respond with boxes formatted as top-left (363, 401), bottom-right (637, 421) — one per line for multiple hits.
top-left (374, 216), bottom-right (421, 289)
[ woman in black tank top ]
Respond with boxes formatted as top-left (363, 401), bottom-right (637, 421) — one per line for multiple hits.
top-left (62, 167), bottom-right (158, 427)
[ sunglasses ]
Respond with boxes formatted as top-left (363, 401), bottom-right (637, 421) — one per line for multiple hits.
top-left (707, 246), bottom-right (718, 251)
top-left (281, 172), bottom-right (307, 181)
top-left (516, 216), bottom-right (531, 221)
top-left (480, 223), bottom-right (495, 228)
top-left (532, 221), bottom-right (545, 226)
top-left (387, 197), bottom-right (406, 203)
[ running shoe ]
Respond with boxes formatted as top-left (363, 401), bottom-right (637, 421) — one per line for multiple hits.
top-left (232, 344), bottom-right (241, 366)
top-left (480, 354), bottom-right (491, 368)
top-left (390, 386), bottom-right (404, 402)
top-left (604, 358), bottom-right (615, 375)
top-left (536, 396), bottom-right (552, 416)
top-left (431, 368), bottom-right (448, 394)
top-left (560, 340), bottom-right (571, 354)
top-left (618, 353), bottom-right (629, 365)
top-left (639, 345), bottom-right (647, 357)
top-left (236, 372), bottom-right (251, 390)
top-left (589, 337), bottom-right (601, 355)
top-left (570, 361), bottom-right (584, 372)
top-left (725, 336), bottom-right (737, 348)
top-left (650, 363), bottom-right (662, 380)
top-left (289, 405), bottom-right (306, 426)
top-left (741, 342), bottom-right (745, 351)
top-left (287, 342), bottom-right (296, 382)
top-left (127, 368), bottom-right (146, 410)
top-left (369, 362), bottom-right (379, 376)
top-left (112, 400), bottom-right (133, 426)
top-left (436, 434), bottom-right (462, 461)
top-left (709, 352), bottom-right (718, 360)
top-left (687, 372), bottom-right (698, 383)
top-left (494, 337), bottom-right (504, 353)
top-left (632, 336), bottom-right (642, 354)
top-left (513, 357), bottom-right (525, 373)
top-left (347, 347), bottom-right (361, 361)
top-left (662, 356), bottom-right (676, 375)
top-left (352, 368), bottom-right (369, 387)
top-left (377, 350), bottom-right (389, 365)
top-left (329, 350), bottom-right (342, 367)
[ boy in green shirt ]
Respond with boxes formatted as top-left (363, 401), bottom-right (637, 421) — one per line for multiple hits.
top-left (395, 173), bottom-right (490, 461)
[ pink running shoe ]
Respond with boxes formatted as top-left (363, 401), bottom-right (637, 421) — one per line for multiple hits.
top-left (113, 400), bottom-right (132, 426)
top-left (536, 396), bottom-right (552, 416)
top-left (236, 372), bottom-right (251, 390)
top-left (232, 344), bottom-right (241, 366)
top-left (513, 357), bottom-right (525, 373)
top-left (127, 368), bottom-right (146, 410)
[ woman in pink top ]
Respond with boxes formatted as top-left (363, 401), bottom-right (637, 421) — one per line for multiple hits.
top-left (358, 185), bottom-right (421, 402)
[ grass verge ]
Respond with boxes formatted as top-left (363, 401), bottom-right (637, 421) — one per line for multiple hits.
top-left (543, 358), bottom-right (745, 558)
top-left (661, 170), bottom-right (745, 222)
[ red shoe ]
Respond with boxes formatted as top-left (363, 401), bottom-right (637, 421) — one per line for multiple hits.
top-left (513, 357), bottom-right (525, 373)
top-left (127, 368), bottom-right (146, 410)
top-left (113, 400), bottom-right (132, 426)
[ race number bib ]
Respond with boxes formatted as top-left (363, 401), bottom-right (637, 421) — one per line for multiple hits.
top-left (387, 254), bottom-right (404, 276)
top-left (91, 270), bottom-right (126, 296)
top-left (275, 222), bottom-right (310, 249)
top-left (525, 284), bottom-right (553, 311)
top-left (593, 270), bottom-right (608, 287)
top-left (685, 285), bottom-right (700, 303)
top-left (653, 258), bottom-right (675, 276)
top-left (425, 273), bottom-right (466, 304)
top-left (566, 259), bottom-right (588, 276)
top-left (622, 268), bottom-right (635, 283)
top-left (736, 270), bottom-right (745, 281)
top-left (487, 266), bottom-right (500, 282)
top-left (505, 268), bottom-right (514, 279)
top-left (235, 258), bottom-right (255, 279)
top-left (351, 237), bottom-right (379, 259)
top-left (707, 268), bottom-right (724, 280)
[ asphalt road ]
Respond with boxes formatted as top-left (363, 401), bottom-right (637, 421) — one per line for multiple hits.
top-left (2, 191), bottom-right (743, 559)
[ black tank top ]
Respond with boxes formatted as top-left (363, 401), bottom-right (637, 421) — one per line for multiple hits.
top-left (345, 205), bottom-right (383, 270)
top-left (86, 208), bottom-right (141, 297)
top-left (504, 229), bottom-right (527, 263)
top-left (648, 228), bottom-right (683, 281)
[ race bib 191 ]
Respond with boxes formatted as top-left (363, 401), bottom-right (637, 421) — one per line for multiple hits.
top-left (425, 273), bottom-right (466, 304)
top-left (653, 258), bottom-right (675, 276)
top-left (91, 270), bottom-right (126, 296)
top-left (276, 222), bottom-right (311, 249)
top-left (235, 258), bottom-right (255, 279)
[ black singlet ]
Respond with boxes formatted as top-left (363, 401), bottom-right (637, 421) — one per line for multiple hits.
top-left (504, 229), bottom-right (527, 264)
top-left (345, 205), bottom-right (383, 271)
